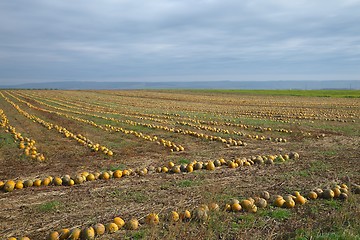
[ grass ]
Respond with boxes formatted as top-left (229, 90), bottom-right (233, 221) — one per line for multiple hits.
top-left (260, 208), bottom-right (291, 220)
top-left (107, 163), bottom-right (128, 171)
top-left (110, 189), bottom-right (149, 203)
top-left (37, 201), bottom-right (61, 212)
top-left (177, 158), bottom-right (191, 165)
top-left (186, 89), bottom-right (360, 98)
top-left (0, 133), bottom-right (16, 148)
top-left (176, 179), bottom-right (199, 188)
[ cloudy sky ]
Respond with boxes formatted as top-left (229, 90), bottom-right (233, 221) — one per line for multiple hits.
top-left (0, 0), bottom-right (359, 84)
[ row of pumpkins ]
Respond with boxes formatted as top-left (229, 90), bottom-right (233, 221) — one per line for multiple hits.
top-left (0, 108), bottom-right (46, 161)
top-left (0, 152), bottom-right (299, 193)
top-left (13, 91), bottom-right (182, 152)
top-left (1, 92), bottom-right (113, 156)
top-left (7, 182), bottom-right (360, 240)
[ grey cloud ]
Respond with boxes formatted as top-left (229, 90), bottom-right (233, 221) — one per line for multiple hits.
top-left (0, 0), bottom-right (359, 84)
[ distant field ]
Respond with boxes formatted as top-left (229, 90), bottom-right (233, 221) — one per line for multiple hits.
top-left (186, 89), bottom-right (360, 98)
top-left (0, 89), bottom-right (359, 240)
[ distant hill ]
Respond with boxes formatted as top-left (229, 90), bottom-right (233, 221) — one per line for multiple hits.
top-left (1, 80), bottom-right (359, 90)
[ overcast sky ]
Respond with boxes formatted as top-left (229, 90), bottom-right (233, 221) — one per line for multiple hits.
top-left (0, 0), bottom-right (359, 84)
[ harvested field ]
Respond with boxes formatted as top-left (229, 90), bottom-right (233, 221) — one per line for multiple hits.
top-left (0, 89), bottom-right (359, 240)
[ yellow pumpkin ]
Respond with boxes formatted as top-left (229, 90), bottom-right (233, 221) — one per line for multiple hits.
top-left (4, 180), bottom-right (16, 192)
top-left (273, 196), bottom-right (285, 207)
top-left (145, 213), bottom-right (160, 225)
top-left (206, 161), bottom-right (215, 171)
top-left (20, 237), bottom-right (30, 240)
top-left (114, 217), bottom-right (125, 228)
top-left (15, 180), bottom-right (23, 189)
top-left (47, 231), bottom-right (59, 240)
top-left (170, 211), bottom-right (179, 222)
top-left (86, 174), bottom-right (95, 181)
top-left (93, 223), bottom-right (105, 236)
top-left (0, 180), bottom-right (5, 189)
top-left (113, 170), bottom-right (122, 178)
top-left (106, 222), bottom-right (118, 233)
top-left (68, 228), bottom-right (81, 240)
top-left (58, 228), bottom-right (70, 240)
top-left (305, 191), bottom-right (315, 200)
top-left (33, 179), bottom-right (42, 187)
top-left (42, 177), bottom-right (51, 186)
top-left (240, 200), bottom-right (253, 211)
top-left (126, 218), bottom-right (139, 230)
top-left (180, 210), bottom-right (191, 221)
top-left (231, 203), bottom-right (242, 212)
top-left (53, 177), bottom-right (62, 186)
top-left (295, 195), bottom-right (307, 205)
top-left (80, 226), bottom-right (95, 240)
top-left (186, 164), bottom-right (193, 173)
top-left (99, 172), bottom-right (110, 180)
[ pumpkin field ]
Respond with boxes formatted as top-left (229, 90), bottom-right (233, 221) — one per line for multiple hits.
top-left (0, 89), bottom-right (359, 240)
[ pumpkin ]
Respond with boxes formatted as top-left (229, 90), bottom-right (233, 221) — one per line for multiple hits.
top-left (61, 176), bottom-right (71, 186)
top-left (105, 222), bottom-right (118, 233)
top-left (194, 207), bottom-right (209, 222)
top-left (308, 191), bottom-right (318, 200)
top-left (339, 193), bottom-right (348, 201)
top-left (4, 180), bottom-right (15, 192)
top-left (93, 223), bottom-right (105, 236)
top-left (145, 213), bottom-right (160, 225)
top-left (58, 228), bottom-right (70, 240)
top-left (99, 172), bottom-right (110, 180)
top-left (42, 177), bottom-right (51, 186)
top-left (273, 196), bottom-right (285, 207)
top-left (208, 202), bottom-right (219, 211)
top-left (295, 195), bottom-right (307, 205)
top-left (284, 195), bottom-right (296, 208)
top-left (68, 228), bottom-right (81, 240)
top-left (54, 177), bottom-right (62, 186)
top-left (86, 174), bottom-right (95, 181)
top-left (161, 167), bottom-right (169, 173)
top-left (340, 187), bottom-right (348, 194)
top-left (170, 211), bottom-right (179, 222)
top-left (240, 200), bottom-right (253, 211)
top-left (260, 191), bottom-right (271, 200)
top-left (126, 218), bottom-right (139, 230)
top-left (20, 237), bottom-right (30, 240)
top-left (180, 210), bottom-right (191, 221)
top-left (186, 164), bottom-right (193, 173)
top-left (168, 161), bottom-right (175, 168)
top-left (33, 179), bottom-right (42, 187)
top-left (322, 189), bottom-right (335, 199)
top-left (231, 203), bottom-right (242, 212)
top-left (171, 165), bottom-right (181, 174)
top-left (23, 180), bottom-right (33, 188)
top-left (114, 217), bottom-right (125, 228)
top-left (47, 231), bottom-right (59, 240)
top-left (113, 170), bottom-right (122, 178)
top-left (68, 179), bottom-right (75, 186)
top-left (0, 180), bottom-right (5, 189)
top-left (214, 159), bottom-right (221, 167)
top-left (332, 188), bottom-right (341, 198)
top-left (194, 162), bottom-right (203, 170)
top-left (15, 180), bottom-right (23, 189)
top-left (289, 152), bottom-right (300, 160)
top-left (255, 198), bottom-right (267, 208)
top-left (224, 204), bottom-right (232, 211)
top-left (74, 175), bottom-right (84, 184)
top-left (228, 161), bottom-right (236, 169)
top-left (80, 227), bottom-right (95, 240)
top-left (8, 237), bottom-right (17, 240)
top-left (206, 161), bottom-right (215, 171)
